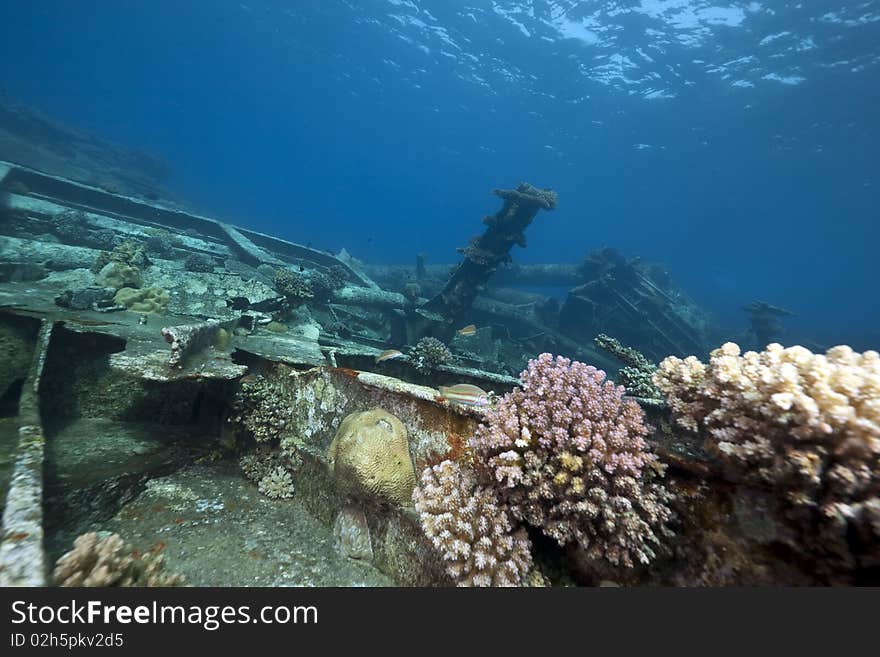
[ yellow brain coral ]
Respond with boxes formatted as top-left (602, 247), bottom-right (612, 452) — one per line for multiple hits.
top-left (114, 287), bottom-right (169, 314)
top-left (328, 409), bottom-right (416, 506)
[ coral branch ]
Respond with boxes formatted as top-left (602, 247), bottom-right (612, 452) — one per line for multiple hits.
top-left (414, 460), bottom-right (532, 586)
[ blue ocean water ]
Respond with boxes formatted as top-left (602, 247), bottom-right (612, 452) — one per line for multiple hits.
top-left (1, 0), bottom-right (877, 350)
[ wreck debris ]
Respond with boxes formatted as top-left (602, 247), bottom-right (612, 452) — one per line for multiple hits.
top-left (416, 183), bottom-right (557, 338)
top-left (0, 320), bottom-right (52, 587)
top-left (219, 223), bottom-right (286, 268)
top-left (743, 300), bottom-right (793, 348)
top-left (594, 333), bottom-right (661, 399)
top-left (331, 285), bottom-right (407, 309)
top-left (54, 286), bottom-right (117, 312)
top-left (161, 320), bottom-right (222, 368)
top-left (560, 248), bottom-right (710, 362)
top-left (364, 262), bottom-right (583, 289)
top-left (183, 252), bottom-right (216, 273)
top-left (415, 252), bottom-right (427, 281)
top-left (6, 152), bottom-right (875, 588)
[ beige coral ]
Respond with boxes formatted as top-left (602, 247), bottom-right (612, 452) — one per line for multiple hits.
top-left (654, 342), bottom-right (880, 565)
top-left (113, 286), bottom-right (169, 313)
top-left (53, 532), bottom-right (183, 587)
top-left (328, 409), bottom-right (416, 507)
top-left (258, 466), bottom-right (295, 499)
top-left (98, 262), bottom-right (142, 289)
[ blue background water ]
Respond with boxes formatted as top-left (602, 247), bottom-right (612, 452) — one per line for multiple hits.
top-left (2, 1), bottom-right (878, 350)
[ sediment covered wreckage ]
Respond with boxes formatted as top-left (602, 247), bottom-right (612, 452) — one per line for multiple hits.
top-left (0, 160), bottom-right (873, 586)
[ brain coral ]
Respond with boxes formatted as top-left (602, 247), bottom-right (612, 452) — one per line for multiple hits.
top-left (328, 408), bottom-right (416, 506)
top-left (113, 286), bottom-right (169, 313)
top-left (471, 353), bottom-right (673, 569)
top-left (414, 459), bottom-right (533, 586)
top-left (97, 262), bottom-right (142, 289)
top-left (654, 342), bottom-right (880, 564)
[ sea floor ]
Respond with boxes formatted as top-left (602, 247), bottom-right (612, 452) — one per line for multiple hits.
top-left (45, 418), bottom-right (207, 492)
top-left (103, 461), bottom-right (392, 586)
top-left (42, 418), bottom-right (391, 586)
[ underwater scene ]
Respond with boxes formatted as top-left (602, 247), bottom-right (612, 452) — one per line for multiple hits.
top-left (0, 1), bottom-right (878, 587)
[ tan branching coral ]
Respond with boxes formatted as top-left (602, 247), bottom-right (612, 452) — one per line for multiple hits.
top-left (240, 446), bottom-right (298, 499)
top-left (228, 375), bottom-right (292, 443)
top-left (258, 466), bottom-right (295, 499)
top-left (594, 333), bottom-right (661, 399)
top-left (90, 239), bottom-right (150, 275)
top-left (414, 460), bottom-right (532, 587)
top-left (654, 342), bottom-right (880, 564)
top-left (53, 532), bottom-right (183, 587)
top-left (97, 262), bottom-right (142, 289)
top-left (328, 409), bottom-right (416, 506)
top-left (274, 268), bottom-right (313, 303)
top-left (409, 337), bottom-right (453, 374)
top-left (239, 449), bottom-right (278, 482)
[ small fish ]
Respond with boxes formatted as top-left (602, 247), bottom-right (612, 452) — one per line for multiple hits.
top-left (438, 384), bottom-right (490, 406)
top-left (457, 324), bottom-right (477, 337)
top-left (375, 349), bottom-right (404, 363)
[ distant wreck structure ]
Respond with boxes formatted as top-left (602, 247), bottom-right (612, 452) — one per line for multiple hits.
top-left (743, 299), bottom-right (792, 348)
top-left (410, 183), bottom-right (557, 341)
top-left (559, 248), bottom-right (712, 362)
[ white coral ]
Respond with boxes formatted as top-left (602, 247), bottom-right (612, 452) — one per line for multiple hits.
top-left (258, 466), bottom-right (295, 499)
top-left (655, 342), bottom-right (880, 452)
top-left (654, 342), bottom-right (880, 558)
top-left (413, 460), bottom-right (532, 587)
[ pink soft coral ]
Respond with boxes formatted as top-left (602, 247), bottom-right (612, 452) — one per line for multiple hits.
top-left (471, 353), bottom-right (672, 567)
